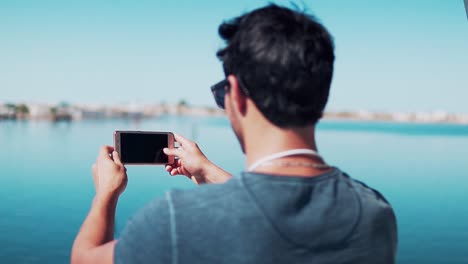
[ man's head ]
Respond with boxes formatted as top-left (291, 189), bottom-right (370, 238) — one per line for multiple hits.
top-left (216, 4), bottom-right (335, 128)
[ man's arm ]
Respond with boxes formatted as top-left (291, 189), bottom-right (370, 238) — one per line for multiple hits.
top-left (71, 146), bottom-right (128, 264)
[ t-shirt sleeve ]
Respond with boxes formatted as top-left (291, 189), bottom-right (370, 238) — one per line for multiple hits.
top-left (114, 195), bottom-right (172, 264)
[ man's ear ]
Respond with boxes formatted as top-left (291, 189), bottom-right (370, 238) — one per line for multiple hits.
top-left (227, 75), bottom-right (247, 115)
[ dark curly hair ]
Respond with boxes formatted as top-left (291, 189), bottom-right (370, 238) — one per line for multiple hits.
top-left (217, 4), bottom-right (335, 127)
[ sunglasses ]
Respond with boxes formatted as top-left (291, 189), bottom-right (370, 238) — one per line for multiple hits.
top-left (210, 79), bottom-right (230, 109)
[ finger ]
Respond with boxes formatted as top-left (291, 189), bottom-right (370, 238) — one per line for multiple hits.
top-left (180, 166), bottom-right (189, 176)
top-left (191, 176), bottom-right (199, 184)
top-left (165, 165), bottom-right (173, 173)
top-left (171, 168), bottom-right (181, 176)
top-left (112, 151), bottom-right (123, 165)
top-left (99, 145), bottom-right (114, 160)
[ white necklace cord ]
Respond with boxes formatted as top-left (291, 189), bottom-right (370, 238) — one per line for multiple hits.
top-left (248, 149), bottom-right (325, 172)
top-left (258, 160), bottom-right (330, 170)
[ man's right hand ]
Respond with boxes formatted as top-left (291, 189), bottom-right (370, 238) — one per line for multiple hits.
top-left (163, 134), bottom-right (231, 184)
top-left (92, 146), bottom-right (128, 202)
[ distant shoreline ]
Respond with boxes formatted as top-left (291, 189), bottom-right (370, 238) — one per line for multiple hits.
top-left (1, 102), bottom-right (467, 125)
top-left (322, 111), bottom-right (468, 125)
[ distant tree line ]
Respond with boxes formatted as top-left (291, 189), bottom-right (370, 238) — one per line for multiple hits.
top-left (0, 103), bottom-right (30, 119)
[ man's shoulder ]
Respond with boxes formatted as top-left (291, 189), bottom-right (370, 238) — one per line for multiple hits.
top-left (344, 172), bottom-right (395, 212)
top-left (167, 175), bottom-right (248, 210)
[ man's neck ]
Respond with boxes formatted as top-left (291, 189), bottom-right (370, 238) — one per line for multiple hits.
top-left (243, 122), bottom-right (330, 177)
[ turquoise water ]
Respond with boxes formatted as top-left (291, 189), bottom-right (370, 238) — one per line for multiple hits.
top-left (1, 117), bottom-right (467, 263)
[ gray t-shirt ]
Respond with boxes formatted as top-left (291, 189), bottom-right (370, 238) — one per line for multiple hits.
top-left (115, 168), bottom-right (397, 264)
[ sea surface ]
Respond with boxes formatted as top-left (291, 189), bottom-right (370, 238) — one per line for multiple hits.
top-left (1, 116), bottom-right (467, 263)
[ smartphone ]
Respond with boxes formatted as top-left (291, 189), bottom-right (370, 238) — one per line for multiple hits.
top-left (114, 131), bottom-right (175, 165)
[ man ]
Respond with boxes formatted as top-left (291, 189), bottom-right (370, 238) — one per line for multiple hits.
top-left (72, 4), bottom-right (397, 264)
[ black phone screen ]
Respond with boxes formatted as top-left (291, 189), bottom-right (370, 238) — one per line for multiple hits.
top-left (120, 133), bottom-right (168, 163)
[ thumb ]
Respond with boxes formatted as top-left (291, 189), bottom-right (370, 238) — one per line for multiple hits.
top-left (163, 147), bottom-right (180, 157)
top-left (112, 151), bottom-right (123, 165)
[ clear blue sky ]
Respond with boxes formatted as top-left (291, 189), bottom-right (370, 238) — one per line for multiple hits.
top-left (1, 0), bottom-right (467, 113)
